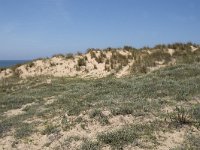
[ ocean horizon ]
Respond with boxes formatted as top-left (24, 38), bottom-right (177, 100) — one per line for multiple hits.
top-left (0, 60), bottom-right (30, 68)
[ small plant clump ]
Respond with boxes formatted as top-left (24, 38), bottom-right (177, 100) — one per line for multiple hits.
top-left (89, 50), bottom-right (97, 59)
top-left (93, 64), bottom-right (97, 69)
top-left (169, 106), bottom-right (192, 126)
top-left (0, 67), bottom-right (6, 72)
top-left (42, 124), bottom-right (59, 135)
top-left (14, 123), bottom-right (34, 139)
top-left (65, 53), bottom-right (74, 59)
top-left (52, 54), bottom-right (65, 58)
top-left (97, 123), bottom-right (156, 148)
top-left (172, 134), bottom-right (200, 150)
top-left (81, 140), bottom-right (101, 150)
top-left (77, 57), bottom-right (87, 66)
top-left (26, 62), bottom-right (35, 69)
top-left (89, 109), bottom-right (109, 125)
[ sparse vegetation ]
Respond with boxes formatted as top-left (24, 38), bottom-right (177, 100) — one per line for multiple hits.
top-left (81, 140), bottom-right (101, 150)
top-left (123, 45), bottom-right (137, 51)
top-left (0, 43), bottom-right (200, 149)
top-left (77, 52), bottom-right (83, 56)
top-left (42, 124), bottom-right (59, 135)
top-left (89, 50), bottom-right (97, 59)
top-left (52, 54), bottom-right (65, 58)
top-left (77, 57), bottom-right (86, 66)
top-left (65, 53), bottom-right (74, 59)
top-left (15, 123), bottom-right (35, 139)
top-left (172, 134), bottom-right (200, 150)
top-left (169, 106), bottom-right (192, 126)
top-left (94, 64), bottom-right (97, 69)
top-left (111, 105), bottom-right (134, 116)
top-left (0, 67), bottom-right (6, 72)
top-left (89, 109), bottom-right (109, 125)
top-left (26, 62), bottom-right (35, 68)
top-left (97, 123), bottom-right (158, 149)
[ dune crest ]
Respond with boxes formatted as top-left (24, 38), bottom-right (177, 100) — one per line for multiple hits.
top-left (0, 43), bottom-right (199, 79)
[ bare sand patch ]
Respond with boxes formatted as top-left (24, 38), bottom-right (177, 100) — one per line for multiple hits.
top-left (3, 102), bottom-right (36, 117)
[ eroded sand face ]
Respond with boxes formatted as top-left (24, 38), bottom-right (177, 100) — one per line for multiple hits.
top-left (2, 47), bottom-right (199, 80)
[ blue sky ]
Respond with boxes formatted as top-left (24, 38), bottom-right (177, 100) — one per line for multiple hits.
top-left (0, 0), bottom-right (200, 60)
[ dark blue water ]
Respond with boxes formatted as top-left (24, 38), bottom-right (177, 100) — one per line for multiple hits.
top-left (0, 60), bottom-right (30, 68)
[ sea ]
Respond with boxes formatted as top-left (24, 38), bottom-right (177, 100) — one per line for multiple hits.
top-left (0, 60), bottom-right (30, 68)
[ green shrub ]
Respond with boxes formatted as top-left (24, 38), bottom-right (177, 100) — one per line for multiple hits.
top-left (105, 59), bottom-right (109, 64)
top-left (77, 52), bottom-right (82, 56)
top-left (172, 134), bottom-right (200, 150)
top-left (98, 124), bottom-right (155, 148)
top-left (94, 65), bottom-right (97, 69)
top-left (104, 65), bottom-right (110, 71)
top-left (52, 54), bottom-right (65, 58)
top-left (65, 53), bottom-right (74, 59)
top-left (89, 109), bottom-right (109, 125)
top-left (169, 106), bottom-right (192, 126)
top-left (111, 105), bottom-right (133, 116)
top-left (0, 67), bottom-right (6, 72)
top-left (191, 104), bottom-right (200, 127)
top-left (89, 109), bottom-right (102, 118)
top-left (89, 51), bottom-right (97, 59)
top-left (78, 58), bottom-right (86, 66)
top-left (15, 123), bottom-right (34, 139)
top-left (132, 63), bottom-right (148, 74)
top-left (26, 62), bottom-right (35, 68)
top-left (123, 46), bottom-right (137, 51)
top-left (61, 115), bottom-right (70, 131)
top-left (154, 44), bottom-right (167, 49)
top-left (42, 124), bottom-right (59, 135)
top-left (81, 140), bottom-right (101, 150)
top-left (50, 62), bottom-right (56, 67)
top-left (95, 53), bottom-right (104, 63)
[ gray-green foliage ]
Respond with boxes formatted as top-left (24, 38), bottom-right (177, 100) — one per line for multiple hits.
top-left (81, 140), bottom-right (101, 150)
top-left (89, 109), bottom-right (109, 125)
top-left (97, 123), bottom-right (158, 148)
top-left (1, 61), bottom-right (200, 141)
top-left (42, 124), bottom-right (59, 135)
top-left (169, 106), bottom-right (192, 126)
top-left (172, 134), bottom-right (200, 150)
top-left (15, 123), bottom-right (34, 139)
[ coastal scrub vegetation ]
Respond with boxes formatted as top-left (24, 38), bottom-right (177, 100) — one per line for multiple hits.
top-left (0, 42), bottom-right (200, 149)
top-left (0, 61), bottom-right (200, 149)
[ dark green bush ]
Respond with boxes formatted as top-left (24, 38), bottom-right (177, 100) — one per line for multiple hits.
top-left (81, 140), bottom-right (101, 150)
top-left (52, 54), bottom-right (65, 58)
top-left (65, 53), bottom-right (74, 59)
top-left (77, 58), bottom-right (86, 66)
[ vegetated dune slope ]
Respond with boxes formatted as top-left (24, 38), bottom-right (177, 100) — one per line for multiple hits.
top-left (0, 43), bottom-right (200, 150)
top-left (0, 43), bottom-right (200, 79)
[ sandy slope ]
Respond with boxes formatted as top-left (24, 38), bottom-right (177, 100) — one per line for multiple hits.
top-left (0, 45), bottom-right (199, 79)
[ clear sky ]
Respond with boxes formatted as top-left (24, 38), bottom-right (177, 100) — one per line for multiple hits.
top-left (0, 0), bottom-right (200, 60)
